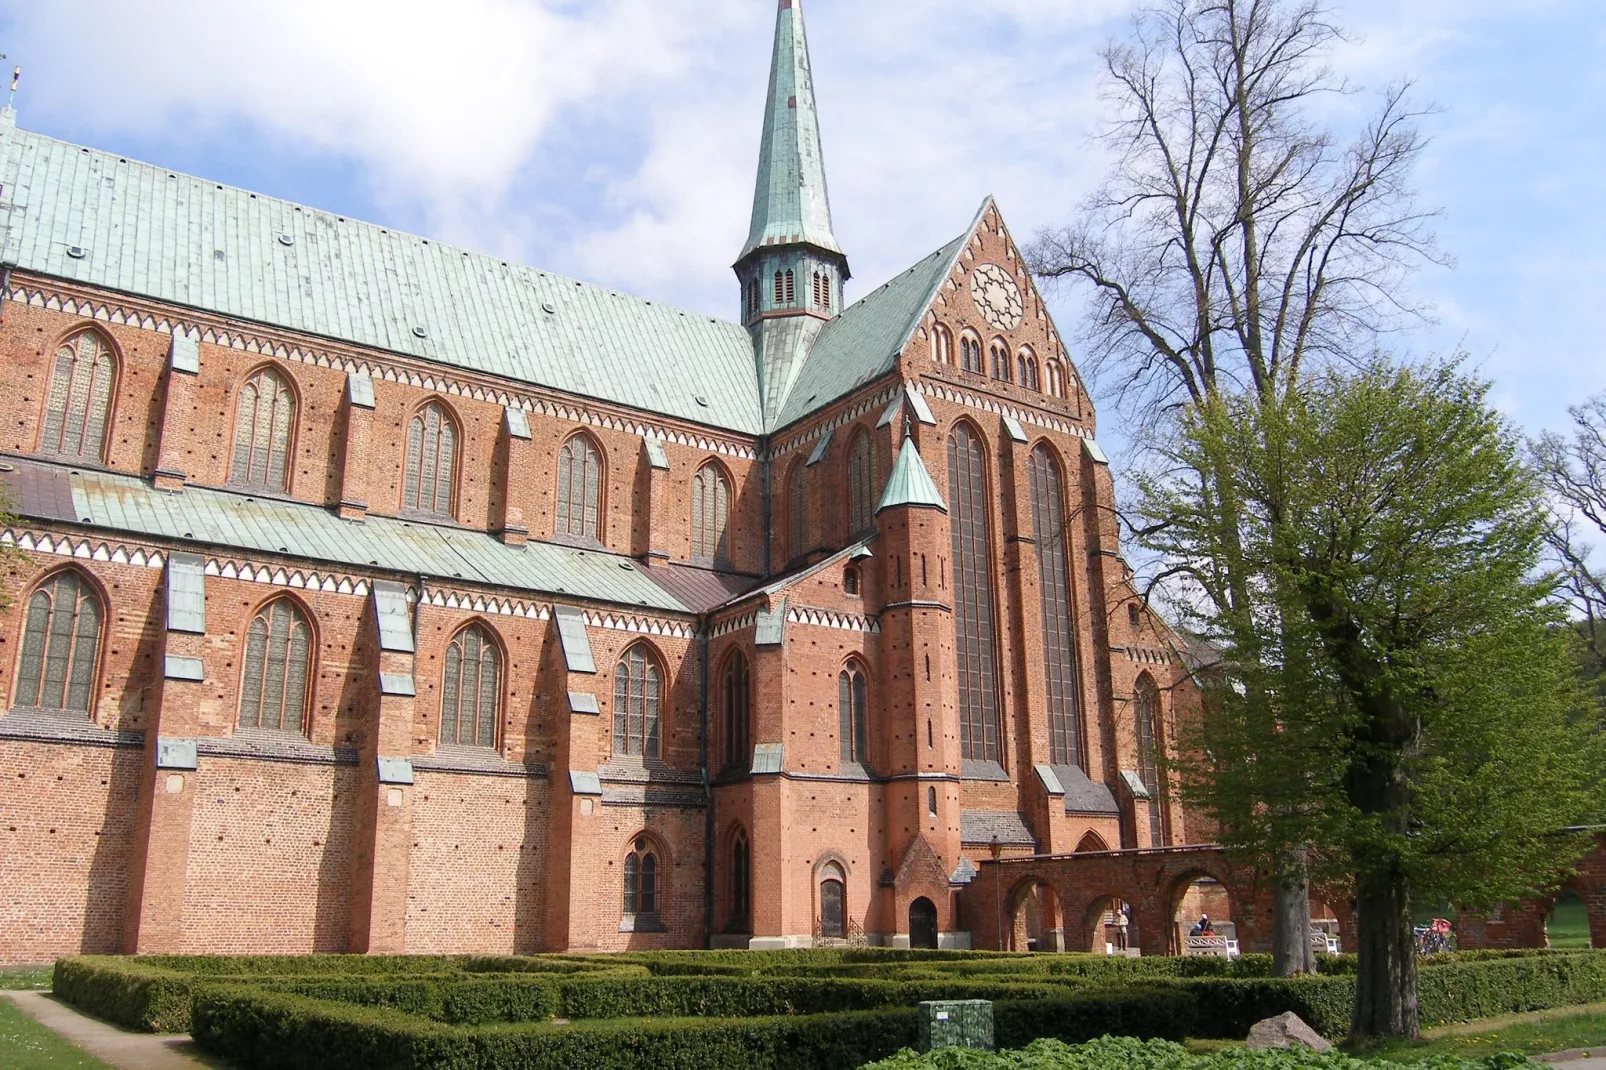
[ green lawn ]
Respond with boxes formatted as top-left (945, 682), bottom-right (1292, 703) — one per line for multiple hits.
top-left (0, 966), bottom-right (54, 991)
top-left (0, 998), bottom-right (117, 1070)
top-left (1359, 1002), bottom-right (1606, 1062)
top-left (1551, 895), bottom-right (1592, 948)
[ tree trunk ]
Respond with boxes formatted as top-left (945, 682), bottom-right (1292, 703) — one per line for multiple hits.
top-left (1349, 861), bottom-right (1418, 1041)
top-left (1271, 846), bottom-right (1314, 976)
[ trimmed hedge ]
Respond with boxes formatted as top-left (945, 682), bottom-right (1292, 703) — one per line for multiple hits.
top-left (191, 987), bottom-right (922, 1070)
top-left (53, 958), bottom-right (195, 1033)
top-left (554, 975), bottom-right (1071, 1019)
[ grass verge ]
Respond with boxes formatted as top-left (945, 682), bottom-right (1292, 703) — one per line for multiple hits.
top-left (1359, 1002), bottom-right (1606, 1061)
top-left (1, 967), bottom-right (54, 991)
top-left (0, 998), bottom-right (118, 1070)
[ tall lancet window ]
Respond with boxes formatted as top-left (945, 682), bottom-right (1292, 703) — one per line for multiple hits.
top-left (404, 402), bottom-right (457, 518)
top-left (230, 366), bottom-right (296, 491)
top-left (845, 429), bottom-right (876, 536)
top-left (947, 422), bottom-right (1001, 763)
top-left (691, 461), bottom-right (731, 565)
top-left (1029, 445), bottom-right (1082, 767)
top-left (1135, 674), bottom-right (1168, 846)
top-left (556, 433), bottom-right (603, 542)
top-left (39, 330), bottom-right (116, 462)
top-left (15, 570), bottom-right (103, 715)
top-left (787, 461), bottom-right (808, 562)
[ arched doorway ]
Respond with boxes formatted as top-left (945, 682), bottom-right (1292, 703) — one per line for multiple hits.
top-left (1083, 895), bottom-right (1134, 955)
top-left (1548, 889), bottom-right (1590, 949)
top-left (909, 897), bottom-right (938, 949)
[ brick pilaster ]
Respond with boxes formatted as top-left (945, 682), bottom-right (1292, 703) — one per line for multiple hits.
top-left (498, 407), bottom-right (533, 546)
top-left (337, 372), bottom-right (375, 520)
top-left (152, 333), bottom-right (199, 491)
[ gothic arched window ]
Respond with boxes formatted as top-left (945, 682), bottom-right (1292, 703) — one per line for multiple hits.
top-left (1135, 674), bottom-right (1168, 846)
top-left (39, 330), bottom-right (116, 462)
top-left (623, 836), bottom-right (659, 916)
top-left (230, 366), bottom-right (296, 491)
top-left (1029, 445), bottom-right (1082, 767)
top-left (787, 461), bottom-right (808, 562)
top-left (556, 433), bottom-right (603, 542)
top-left (729, 829), bottom-right (751, 930)
top-left (404, 401), bottom-right (458, 518)
top-left (845, 429), bottom-right (876, 536)
top-left (933, 324), bottom-right (953, 364)
top-left (838, 661), bottom-right (868, 766)
top-left (990, 339), bottom-right (1012, 381)
top-left (812, 271), bottom-right (823, 309)
top-left (774, 271), bottom-right (784, 305)
top-left (959, 334), bottom-right (984, 374)
top-left (1017, 348), bottom-right (1040, 392)
top-left (613, 643), bottom-right (662, 759)
top-left (819, 862), bottom-right (846, 939)
top-left (784, 269), bottom-right (796, 305)
top-left (239, 598), bottom-right (312, 734)
top-left (14, 570), bottom-right (103, 715)
top-left (691, 461), bottom-right (732, 565)
top-left (722, 649), bottom-right (750, 770)
top-left (948, 422), bottom-right (1000, 763)
top-left (440, 623), bottom-right (500, 748)
top-left (1045, 360), bottom-right (1064, 398)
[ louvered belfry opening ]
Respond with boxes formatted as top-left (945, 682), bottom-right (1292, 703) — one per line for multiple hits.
top-left (837, 662), bottom-right (868, 765)
top-left (845, 430), bottom-right (876, 536)
top-left (613, 644), bottom-right (662, 759)
top-left (404, 402), bottom-right (457, 517)
top-left (15, 570), bottom-right (103, 715)
top-left (440, 623), bottom-right (501, 748)
top-left (1029, 444), bottom-right (1083, 768)
top-left (230, 366), bottom-right (295, 491)
top-left (556, 433), bottom-right (603, 542)
top-left (947, 422), bottom-right (1001, 763)
top-left (238, 598), bottom-right (312, 734)
top-left (39, 330), bottom-right (115, 462)
top-left (691, 461), bottom-right (732, 565)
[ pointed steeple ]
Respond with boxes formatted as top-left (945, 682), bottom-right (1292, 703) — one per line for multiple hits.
top-left (877, 435), bottom-right (947, 515)
top-left (739, 0), bottom-right (845, 266)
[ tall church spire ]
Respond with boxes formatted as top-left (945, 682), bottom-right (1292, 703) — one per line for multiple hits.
top-left (736, 0), bottom-right (851, 429)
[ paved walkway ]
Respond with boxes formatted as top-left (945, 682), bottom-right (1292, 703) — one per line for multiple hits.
top-left (0, 990), bottom-right (224, 1069)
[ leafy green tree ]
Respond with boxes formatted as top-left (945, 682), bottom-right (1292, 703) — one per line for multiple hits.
top-left (1142, 361), bottom-right (1602, 1040)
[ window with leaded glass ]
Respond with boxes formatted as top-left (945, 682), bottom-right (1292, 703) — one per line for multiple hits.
top-left (14, 571), bottom-right (103, 715)
top-left (787, 461), bottom-right (808, 562)
top-left (1029, 445), bottom-right (1082, 767)
top-left (404, 402), bottom-right (457, 517)
top-left (238, 598), bottom-right (312, 734)
top-left (440, 623), bottom-right (500, 748)
top-left (947, 422), bottom-right (1001, 763)
top-left (691, 461), bottom-right (731, 564)
top-left (845, 430), bottom-right (876, 536)
top-left (729, 830), bottom-right (751, 930)
top-left (838, 662), bottom-right (867, 765)
top-left (1135, 675), bottom-right (1168, 846)
top-left (556, 433), bottom-right (603, 542)
top-left (722, 650), bottom-right (750, 770)
top-left (39, 330), bottom-right (116, 462)
top-left (819, 863), bottom-right (846, 939)
top-left (623, 836), bottom-right (658, 915)
top-left (613, 644), bottom-right (662, 758)
top-left (230, 366), bottom-right (296, 491)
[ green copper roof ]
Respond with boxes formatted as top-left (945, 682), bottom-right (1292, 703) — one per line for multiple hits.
top-left (0, 110), bottom-right (766, 435)
top-left (877, 437), bottom-right (947, 514)
top-left (739, 0), bottom-right (842, 265)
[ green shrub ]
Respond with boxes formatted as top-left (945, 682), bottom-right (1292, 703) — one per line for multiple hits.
top-left (993, 988), bottom-right (1198, 1048)
top-left (554, 974), bottom-right (1069, 1019)
top-left (141, 954), bottom-right (464, 976)
top-left (53, 957), bottom-right (195, 1033)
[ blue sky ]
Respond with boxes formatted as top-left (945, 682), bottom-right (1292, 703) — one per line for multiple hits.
top-left (1, 0), bottom-right (1602, 449)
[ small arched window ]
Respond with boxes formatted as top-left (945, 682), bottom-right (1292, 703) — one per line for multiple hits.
top-left (230, 366), bottom-right (296, 491)
top-left (959, 334), bottom-right (984, 374)
top-left (623, 836), bottom-right (659, 916)
top-left (239, 598), bottom-right (312, 734)
top-left (812, 271), bottom-right (823, 309)
top-left (404, 401), bottom-right (457, 518)
top-left (1135, 674), bottom-right (1168, 847)
top-left (1045, 360), bottom-right (1064, 398)
top-left (722, 650), bottom-right (750, 770)
top-left (440, 623), bottom-right (500, 748)
top-left (691, 461), bottom-right (732, 565)
top-left (14, 570), bottom-right (103, 715)
top-left (990, 340), bottom-right (1012, 381)
top-left (730, 830), bottom-right (751, 930)
top-left (1017, 349), bottom-right (1040, 392)
top-left (823, 275), bottom-right (833, 312)
top-left (773, 271), bottom-right (784, 305)
top-left (838, 662), bottom-right (868, 766)
top-left (819, 862), bottom-right (846, 939)
top-left (746, 278), bottom-right (760, 318)
top-left (843, 566), bottom-right (860, 596)
top-left (784, 269), bottom-right (796, 305)
top-left (845, 429), bottom-right (876, 536)
top-left (556, 433), bottom-right (604, 542)
top-left (787, 461), bottom-right (808, 562)
top-left (39, 330), bottom-right (116, 462)
top-left (933, 324), bottom-right (953, 364)
top-left (613, 644), bottom-right (662, 759)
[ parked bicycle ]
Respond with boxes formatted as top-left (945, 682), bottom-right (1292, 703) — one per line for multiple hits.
top-left (1414, 917), bottom-right (1456, 955)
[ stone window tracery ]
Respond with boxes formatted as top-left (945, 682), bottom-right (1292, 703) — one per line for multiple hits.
top-left (948, 422), bottom-right (1001, 763)
top-left (691, 461), bottom-right (732, 565)
top-left (14, 570), bottom-right (103, 716)
top-left (1029, 445), bottom-right (1082, 768)
top-left (440, 623), bottom-right (500, 748)
top-left (230, 366), bottom-right (296, 491)
top-left (845, 429), bottom-right (876, 536)
top-left (404, 401), bottom-right (458, 518)
top-left (613, 643), bottom-right (662, 759)
top-left (238, 598), bottom-right (312, 734)
top-left (556, 433), bottom-right (603, 542)
top-left (623, 836), bottom-right (659, 916)
top-left (39, 330), bottom-right (116, 463)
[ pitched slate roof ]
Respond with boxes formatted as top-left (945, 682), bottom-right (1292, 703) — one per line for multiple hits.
top-left (739, 0), bottom-right (842, 264)
top-left (960, 810), bottom-right (1036, 848)
top-left (0, 110), bottom-right (766, 435)
top-left (772, 231), bottom-right (968, 429)
top-left (0, 458), bottom-right (693, 614)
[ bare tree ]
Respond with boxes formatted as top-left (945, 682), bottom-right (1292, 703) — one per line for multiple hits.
top-left (1031, 0), bottom-right (1441, 979)
top-left (1533, 395), bottom-right (1606, 664)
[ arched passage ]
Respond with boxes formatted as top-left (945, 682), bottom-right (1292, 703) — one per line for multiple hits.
top-left (1080, 894), bottom-right (1136, 955)
top-left (1548, 886), bottom-right (1591, 949)
top-left (1170, 870), bottom-right (1236, 957)
top-left (1005, 877), bottom-right (1063, 952)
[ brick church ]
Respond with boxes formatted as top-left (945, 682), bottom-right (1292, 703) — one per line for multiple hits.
top-left (0, 0), bottom-right (1206, 961)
